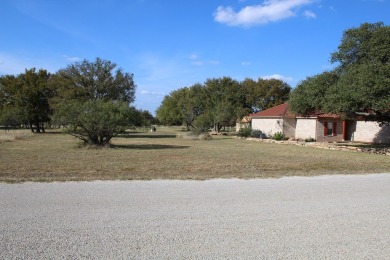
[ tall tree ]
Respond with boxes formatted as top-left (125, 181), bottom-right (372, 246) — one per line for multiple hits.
top-left (203, 77), bottom-right (247, 132)
top-left (53, 58), bottom-right (137, 146)
top-left (53, 57), bottom-right (135, 104)
top-left (331, 22), bottom-right (389, 68)
top-left (0, 69), bottom-right (53, 132)
top-left (156, 84), bottom-right (206, 129)
top-left (289, 71), bottom-right (339, 116)
top-left (0, 75), bottom-right (22, 127)
top-left (242, 78), bottom-right (291, 112)
top-left (156, 93), bottom-right (184, 126)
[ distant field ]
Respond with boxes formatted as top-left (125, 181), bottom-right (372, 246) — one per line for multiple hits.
top-left (1, 127), bottom-right (390, 182)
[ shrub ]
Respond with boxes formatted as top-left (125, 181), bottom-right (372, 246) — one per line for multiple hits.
top-left (238, 127), bottom-right (252, 137)
top-left (251, 129), bottom-right (263, 138)
top-left (305, 137), bottom-right (315, 142)
top-left (273, 131), bottom-right (284, 141)
top-left (53, 100), bottom-right (134, 146)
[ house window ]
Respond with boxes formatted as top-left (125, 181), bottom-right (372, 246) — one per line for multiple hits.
top-left (324, 121), bottom-right (337, 137)
top-left (327, 122), bottom-right (333, 136)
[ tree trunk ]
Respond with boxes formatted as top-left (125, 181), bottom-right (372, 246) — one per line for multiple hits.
top-left (29, 122), bottom-right (35, 133)
top-left (35, 120), bottom-right (41, 133)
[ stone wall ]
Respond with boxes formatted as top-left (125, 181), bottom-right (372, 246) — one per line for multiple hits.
top-left (283, 118), bottom-right (296, 139)
top-left (352, 121), bottom-right (390, 144)
top-left (295, 118), bottom-right (317, 140)
top-left (251, 118), bottom-right (283, 137)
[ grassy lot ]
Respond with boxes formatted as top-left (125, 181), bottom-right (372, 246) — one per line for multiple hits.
top-left (1, 127), bottom-right (390, 182)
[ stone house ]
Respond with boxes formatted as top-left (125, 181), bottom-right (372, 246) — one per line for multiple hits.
top-left (247, 103), bottom-right (390, 144)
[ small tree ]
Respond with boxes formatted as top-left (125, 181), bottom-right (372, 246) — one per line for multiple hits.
top-left (53, 58), bottom-right (137, 146)
top-left (54, 100), bottom-right (134, 146)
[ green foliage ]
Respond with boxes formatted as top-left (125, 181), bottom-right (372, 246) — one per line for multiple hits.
top-left (238, 127), bottom-right (252, 137)
top-left (156, 94), bottom-right (182, 126)
top-left (156, 85), bottom-right (205, 127)
top-left (242, 78), bottom-right (291, 112)
top-left (0, 106), bottom-right (27, 128)
top-left (289, 22), bottom-right (390, 124)
top-left (324, 62), bottom-right (390, 117)
top-left (331, 22), bottom-right (389, 67)
top-left (272, 132), bottom-right (284, 141)
top-left (138, 109), bottom-right (157, 127)
top-left (55, 58), bottom-right (135, 103)
top-left (156, 77), bottom-right (291, 133)
top-left (53, 58), bottom-right (137, 146)
top-left (204, 77), bottom-right (248, 132)
top-left (0, 58), bottom-right (144, 145)
top-left (191, 112), bottom-right (213, 135)
top-left (237, 127), bottom-right (263, 138)
top-left (54, 100), bottom-right (134, 146)
top-left (0, 69), bottom-right (53, 132)
top-left (289, 71), bottom-right (339, 116)
top-left (305, 137), bottom-right (315, 142)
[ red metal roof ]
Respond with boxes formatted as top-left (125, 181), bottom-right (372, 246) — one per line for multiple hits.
top-left (249, 103), bottom-right (341, 119)
top-left (250, 103), bottom-right (290, 117)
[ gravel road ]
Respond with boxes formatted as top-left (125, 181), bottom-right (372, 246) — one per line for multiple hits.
top-left (1, 174), bottom-right (390, 259)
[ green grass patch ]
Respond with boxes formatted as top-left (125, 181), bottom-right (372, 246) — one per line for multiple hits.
top-left (1, 126), bottom-right (390, 182)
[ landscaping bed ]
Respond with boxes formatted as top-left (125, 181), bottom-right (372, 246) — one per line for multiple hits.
top-left (242, 137), bottom-right (390, 155)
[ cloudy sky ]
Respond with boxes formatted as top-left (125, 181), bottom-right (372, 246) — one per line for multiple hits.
top-left (1, 0), bottom-right (389, 114)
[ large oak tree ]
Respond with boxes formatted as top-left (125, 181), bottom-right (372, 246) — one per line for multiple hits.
top-left (289, 22), bottom-right (390, 124)
top-left (52, 58), bottom-right (137, 146)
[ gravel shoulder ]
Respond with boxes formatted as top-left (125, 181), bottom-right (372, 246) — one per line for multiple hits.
top-left (1, 174), bottom-right (390, 259)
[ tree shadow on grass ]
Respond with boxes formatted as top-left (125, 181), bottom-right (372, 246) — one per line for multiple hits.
top-left (119, 134), bottom-right (177, 139)
top-left (111, 144), bottom-right (190, 150)
top-left (40, 131), bottom-right (64, 135)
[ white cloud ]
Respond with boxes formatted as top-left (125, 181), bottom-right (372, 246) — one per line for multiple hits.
top-left (140, 90), bottom-right (166, 97)
top-left (214, 0), bottom-right (313, 27)
top-left (261, 74), bottom-right (293, 83)
top-left (304, 10), bottom-right (316, 18)
top-left (63, 55), bottom-right (82, 62)
top-left (189, 53), bottom-right (202, 65)
top-left (208, 60), bottom-right (220, 65)
top-left (241, 61), bottom-right (251, 66)
top-left (189, 54), bottom-right (219, 66)
top-left (192, 61), bottom-right (204, 66)
top-left (189, 54), bottom-right (198, 60)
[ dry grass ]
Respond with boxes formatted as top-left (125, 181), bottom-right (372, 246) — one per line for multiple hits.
top-left (1, 127), bottom-right (390, 183)
top-left (0, 129), bottom-right (34, 143)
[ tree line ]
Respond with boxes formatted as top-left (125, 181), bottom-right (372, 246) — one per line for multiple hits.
top-left (0, 58), bottom-right (155, 145)
top-left (156, 77), bottom-right (291, 133)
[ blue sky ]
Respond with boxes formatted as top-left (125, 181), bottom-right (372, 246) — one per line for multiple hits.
top-left (1, 0), bottom-right (389, 114)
